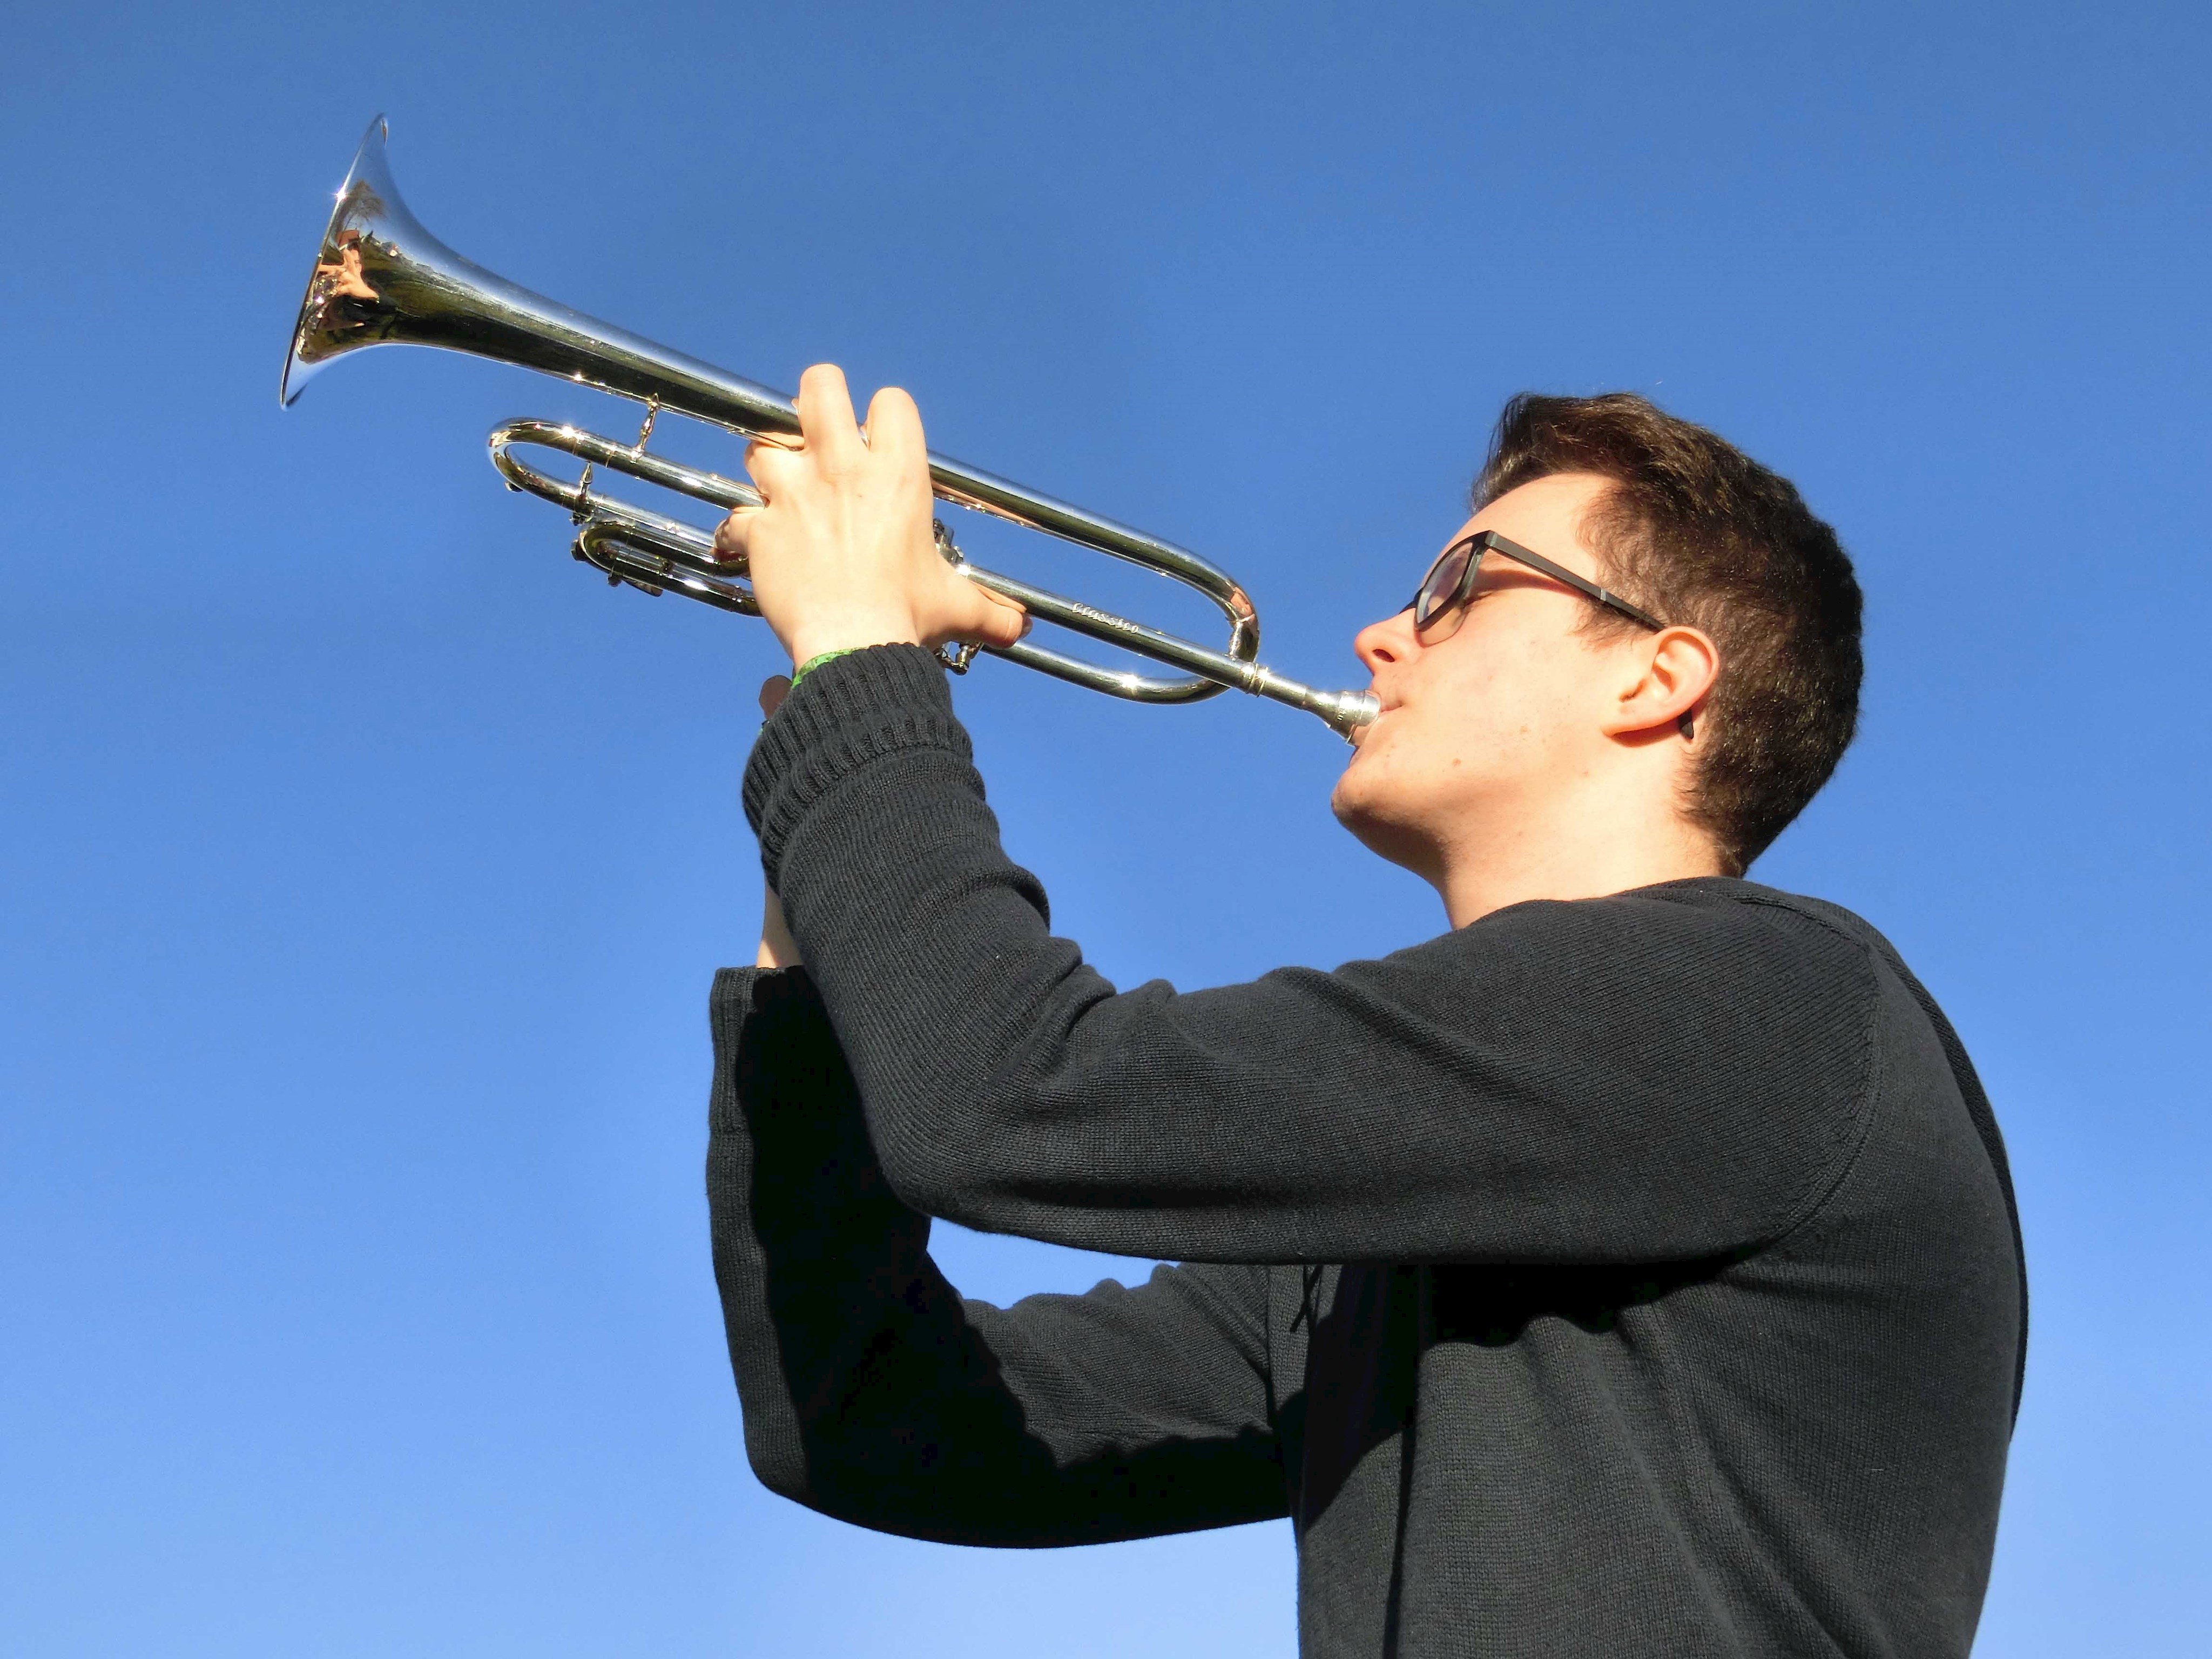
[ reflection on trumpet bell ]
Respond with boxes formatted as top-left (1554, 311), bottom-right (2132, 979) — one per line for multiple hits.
top-left (282, 116), bottom-right (1379, 739)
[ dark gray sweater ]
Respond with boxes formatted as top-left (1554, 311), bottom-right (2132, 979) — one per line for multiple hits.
top-left (707, 645), bottom-right (2024, 1657)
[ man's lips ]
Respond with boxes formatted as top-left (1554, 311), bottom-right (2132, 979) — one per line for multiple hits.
top-left (1349, 698), bottom-right (1398, 747)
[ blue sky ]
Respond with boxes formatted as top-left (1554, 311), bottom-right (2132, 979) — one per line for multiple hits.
top-left (2, 2), bottom-right (2206, 1653)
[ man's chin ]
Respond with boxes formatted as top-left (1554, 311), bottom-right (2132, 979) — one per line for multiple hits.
top-left (1328, 761), bottom-right (1372, 836)
top-left (1331, 723), bottom-right (1400, 821)
top-left (1332, 747), bottom-right (1466, 881)
top-left (1331, 773), bottom-right (1419, 868)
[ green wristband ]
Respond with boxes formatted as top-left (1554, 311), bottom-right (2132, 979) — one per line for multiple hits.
top-left (788, 648), bottom-right (861, 690)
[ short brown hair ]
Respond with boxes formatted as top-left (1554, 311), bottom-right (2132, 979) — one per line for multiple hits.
top-left (1475, 393), bottom-right (1862, 873)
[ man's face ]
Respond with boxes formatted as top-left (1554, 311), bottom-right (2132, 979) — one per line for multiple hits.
top-left (1331, 471), bottom-right (1646, 879)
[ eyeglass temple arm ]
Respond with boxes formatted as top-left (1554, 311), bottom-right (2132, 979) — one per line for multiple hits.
top-left (1479, 532), bottom-right (1668, 632)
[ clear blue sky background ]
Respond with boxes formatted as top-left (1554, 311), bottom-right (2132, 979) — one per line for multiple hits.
top-left (2, 3), bottom-right (2206, 1654)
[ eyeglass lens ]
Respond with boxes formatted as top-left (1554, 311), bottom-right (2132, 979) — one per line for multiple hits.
top-left (1413, 539), bottom-right (1475, 630)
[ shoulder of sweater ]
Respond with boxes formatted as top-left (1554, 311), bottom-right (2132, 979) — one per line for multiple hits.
top-left (1431, 876), bottom-right (1886, 963)
top-left (1352, 877), bottom-right (1891, 1017)
top-left (1663, 880), bottom-right (1914, 994)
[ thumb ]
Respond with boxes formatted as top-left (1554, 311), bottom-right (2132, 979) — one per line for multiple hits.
top-left (966, 584), bottom-right (1029, 650)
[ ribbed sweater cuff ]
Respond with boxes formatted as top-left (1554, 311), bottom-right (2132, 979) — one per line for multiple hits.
top-left (741, 643), bottom-right (969, 882)
top-left (708, 961), bottom-right (819, 1029)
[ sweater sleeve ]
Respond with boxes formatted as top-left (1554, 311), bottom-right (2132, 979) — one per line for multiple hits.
top-left (705, 965), bottom-right (1288, 1546)
top-left (744, 645), bottom-right (1882, 1269)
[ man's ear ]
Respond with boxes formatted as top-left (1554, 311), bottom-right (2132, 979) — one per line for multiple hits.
top-left (1602, 625), bottom-right (1719, 741)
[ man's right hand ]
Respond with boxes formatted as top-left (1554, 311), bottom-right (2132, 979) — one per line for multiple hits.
top-left (711, 365), bottom-right (1025, 670)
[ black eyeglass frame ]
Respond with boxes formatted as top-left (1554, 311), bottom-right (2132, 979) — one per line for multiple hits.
top-left (1407, 530), bottom-right (1668, 636)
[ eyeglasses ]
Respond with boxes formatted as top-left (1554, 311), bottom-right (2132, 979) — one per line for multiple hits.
top-left (1406, 530), bottom-right (1667, 640)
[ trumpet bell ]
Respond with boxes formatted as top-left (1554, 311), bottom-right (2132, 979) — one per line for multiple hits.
top-left (281, 116), bottom-right (804, 438)
top-left (281, 114), bottom-right (419, 405)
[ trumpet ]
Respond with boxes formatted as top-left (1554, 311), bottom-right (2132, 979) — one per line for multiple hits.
top-left (281, 118), bottom-right (1378, 738)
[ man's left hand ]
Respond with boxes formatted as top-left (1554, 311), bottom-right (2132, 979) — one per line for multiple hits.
top-left (713, 364), bottom-right (1027, 669)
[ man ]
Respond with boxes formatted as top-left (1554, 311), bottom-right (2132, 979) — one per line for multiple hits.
top-left (704, 372), bottom-right (2024, 1657)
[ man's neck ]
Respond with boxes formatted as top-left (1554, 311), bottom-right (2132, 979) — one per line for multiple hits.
top-left (1432, 794), bottom-right (1727, 928)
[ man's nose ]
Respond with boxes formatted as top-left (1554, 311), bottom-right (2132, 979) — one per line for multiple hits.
top-left (1353, 609), bottom-right (1417, 676)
